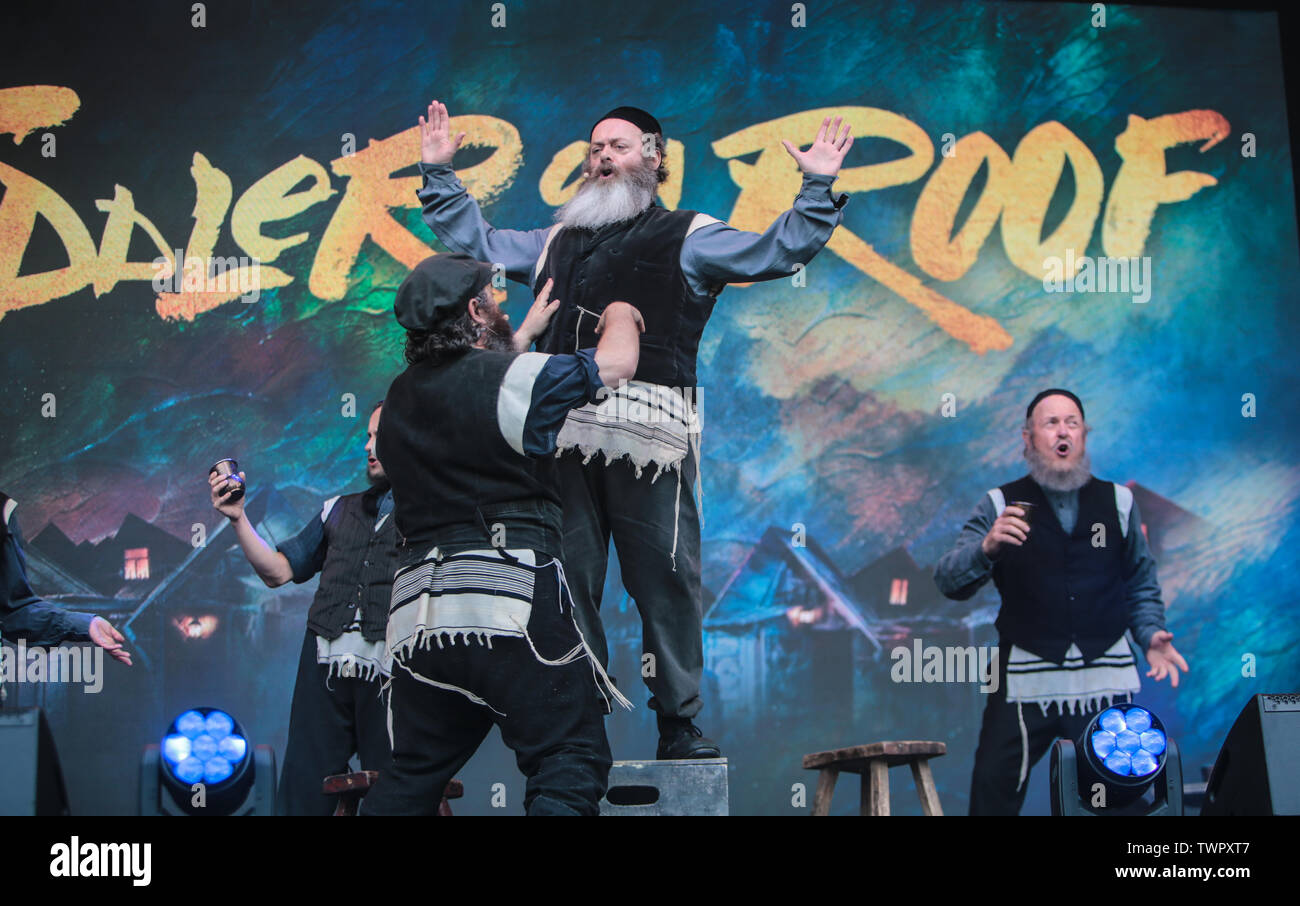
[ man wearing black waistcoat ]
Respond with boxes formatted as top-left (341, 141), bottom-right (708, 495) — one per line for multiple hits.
top-left (360, 252), bottom-right (643, 816)
top-left (413, 98), bottom-right (853, 758)
top-left (934, 389), bottom-right (1190, 815)
top-left (209, 402), bottom-right (396, 815)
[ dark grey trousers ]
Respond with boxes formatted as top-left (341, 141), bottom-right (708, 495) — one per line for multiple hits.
top-left (359, 566), bottom-right (612, 816)
top-left (556, 446), bottom-right (703, 720)
top-left (277, 630), bottom-right (391, 816)
top-left (969, 644), bottom-right (1106, 815)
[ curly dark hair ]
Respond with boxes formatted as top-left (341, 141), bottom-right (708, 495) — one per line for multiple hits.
top-left (403, 293), bottom-right (484, 366)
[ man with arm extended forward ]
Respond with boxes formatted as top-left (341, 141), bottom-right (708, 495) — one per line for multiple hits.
top-left (360, 253), bottom-right (643, 816)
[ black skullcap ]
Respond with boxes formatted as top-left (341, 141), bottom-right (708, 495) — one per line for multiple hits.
top-left (394, 253), bottom-right (493, 331)
top-left (1026, 388), bottom-right (1085, 421)
top-left (591, 106), bottom-right (663, 138)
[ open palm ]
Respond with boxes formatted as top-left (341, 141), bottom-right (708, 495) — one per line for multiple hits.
top-left (419, 99), bottom-right (465, 165)
top-left (782, 116), bottom-right (853, 177)
top-left (1145, 630), bottom-right (1189, 688)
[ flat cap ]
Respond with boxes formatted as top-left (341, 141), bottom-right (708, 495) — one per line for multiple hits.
top-left (394, 253), bottom-right (493, 331)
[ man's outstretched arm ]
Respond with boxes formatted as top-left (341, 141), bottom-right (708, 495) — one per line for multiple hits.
top-left (497, 303), bottom-right (645, 457)
top-left (1121, 497), bottom-right (1189, 687)
top-left (2, 514), bottom-right (131, 664)
top-left (681, 116), bottom-right (852, 293)
top-left (417, 99), bottom-right (551, 284)
top-left (209, 470), bottom-right (295, 587)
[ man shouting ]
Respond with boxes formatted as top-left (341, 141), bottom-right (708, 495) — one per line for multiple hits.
top-left (414, 99), bottom-right (852, 758)
top-left (934, 389), bottom-right (1189, 815)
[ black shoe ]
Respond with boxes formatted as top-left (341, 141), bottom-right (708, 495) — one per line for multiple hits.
top-left (656, 717), bottom-right (721, 760)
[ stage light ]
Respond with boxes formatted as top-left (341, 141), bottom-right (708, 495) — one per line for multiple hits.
top-left (1085, 707), bottom-right (1168, 784)
top-left (140, 706), bottom-right (275, 816)
top-left (1050, 703), bottom-right (1183, 816)
top-left (160, 707), bottom-right (248, 787)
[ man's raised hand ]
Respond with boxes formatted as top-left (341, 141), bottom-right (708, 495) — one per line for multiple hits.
top-left (420, 100), bottom-right (466, 166)
top-left (782, 115), bottom-right (854, 178)
top-left (209, 469), bottom-right (245, 521)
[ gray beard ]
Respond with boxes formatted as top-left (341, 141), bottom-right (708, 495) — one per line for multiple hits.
top-left (1025, 444), bottom-right (1092, 492)
top-left (554, 164), bottom-right (657, 230)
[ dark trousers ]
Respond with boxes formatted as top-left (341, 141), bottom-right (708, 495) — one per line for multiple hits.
top-left (360, 569), bottom-right (612, 816)
top-left (276, 630), bottom-right (392, 816)
top-left (969, 655), bottom-right (1103, 815)
top-left (557, 447), bottom-right (703, 720)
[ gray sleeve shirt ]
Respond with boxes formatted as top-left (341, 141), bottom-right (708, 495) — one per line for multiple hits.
top-left (932, 483), bottom-right (1168, 651)
top-left (415, 162), bottom-right (846, 294)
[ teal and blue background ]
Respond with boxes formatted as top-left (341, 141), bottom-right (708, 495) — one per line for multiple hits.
top-left (0, 0), bottom-right (1296, 814)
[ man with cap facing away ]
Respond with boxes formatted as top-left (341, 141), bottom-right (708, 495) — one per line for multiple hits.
top-left (359, 253), bottom-right (644, 816)
top-left (413, 99), bottom-right (853, 759)
top-left (933, 389), bottom-right (1190, 815)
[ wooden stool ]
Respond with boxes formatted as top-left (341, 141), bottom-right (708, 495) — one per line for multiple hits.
top-left (802, 741), bottom-right (946, 816)
top-left (323, 770), bottom-right (464, 816)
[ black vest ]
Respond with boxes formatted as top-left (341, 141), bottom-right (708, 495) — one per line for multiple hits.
top-left (532, 206), bottom-right (717, 387)
top-left (991, 476), bottom-right (1127, 664)
top-left (379, 349), bottom-right (564, 565)
top-left (306, 486), bottom-right (397, 642)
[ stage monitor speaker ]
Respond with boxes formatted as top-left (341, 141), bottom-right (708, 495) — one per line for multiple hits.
top-left (1202, 693), bottom-right (1300, 816)
top-left (0, 707), bottom-right (71, 816)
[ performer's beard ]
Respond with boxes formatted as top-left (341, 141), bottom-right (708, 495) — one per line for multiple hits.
top-left (477, 300), bottom-right (516, 353)
top-left (1025, 441), bottom-right (1092, 492)
top-left (554, 158), bottom-right (658, 230)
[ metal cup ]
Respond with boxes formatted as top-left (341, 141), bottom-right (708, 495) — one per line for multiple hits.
top-left (209, 458), bottom-right (245, 503)
top-left (1009, 500), bottom-right (1035, 525)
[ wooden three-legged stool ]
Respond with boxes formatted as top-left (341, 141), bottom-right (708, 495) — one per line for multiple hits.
top-left (802, 741), bottom-right (946, 816)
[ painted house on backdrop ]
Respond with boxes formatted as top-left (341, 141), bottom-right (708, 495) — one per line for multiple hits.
top-left (2, 541), bottom-right (125, 713)
top-left (104, 485), bottom-right (325, 723)
top-left (704, 528), bottom-right (988, 738)
top-left (1126, 482), bottom-right (1205, 562)
top-left (704, 527), bottom-right (880, 732)
top-left (849, 545), bottom-right (954, 622)
top-left (31, 514), bottom-right (190, 601)
top-left (122, 487), bottom-right (319, 645)
top-left (25, 487), bottom-right (321, 669)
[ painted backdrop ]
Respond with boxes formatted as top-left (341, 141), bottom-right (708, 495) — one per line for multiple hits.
top-left (1, 0), bottom-right (1296, 815)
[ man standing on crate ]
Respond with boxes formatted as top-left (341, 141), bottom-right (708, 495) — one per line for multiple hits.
top-left (412, 98), bottom-right (853, 758)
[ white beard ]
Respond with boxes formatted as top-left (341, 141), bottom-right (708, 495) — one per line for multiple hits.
top-left (554, 166), bottom-right (657, 230)
top-left (1025, 443), bottom-right (1092, 492)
